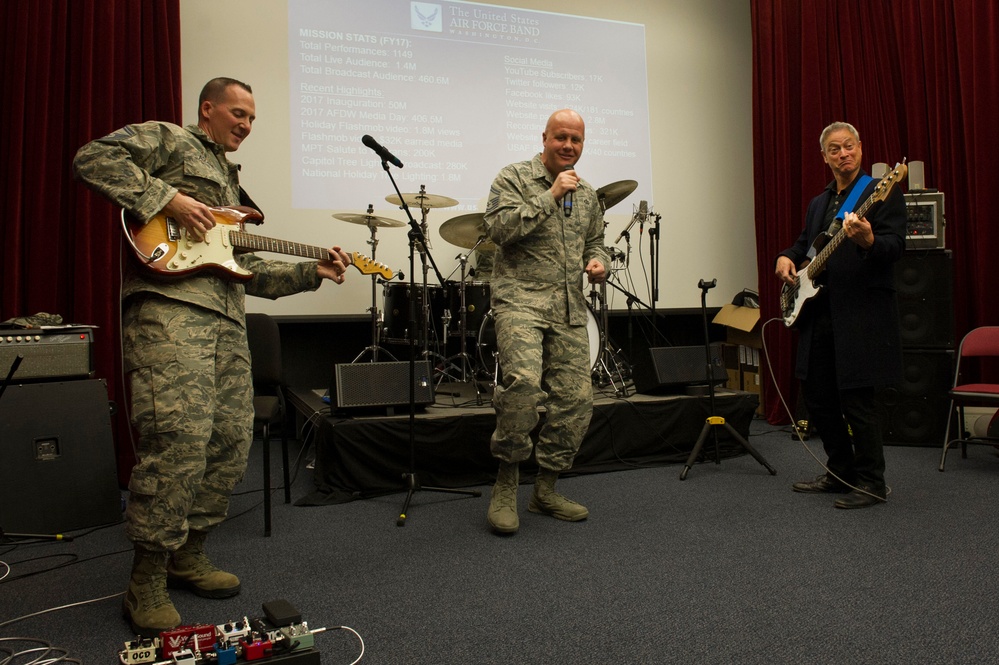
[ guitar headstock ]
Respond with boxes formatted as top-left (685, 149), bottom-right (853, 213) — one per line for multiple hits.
top-left (871, 159), bottom-right (908, 203)
top-left (350, 252), bottom-right (394, 280)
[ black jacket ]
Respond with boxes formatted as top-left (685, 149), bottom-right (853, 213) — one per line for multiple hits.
top-left (779, 170), bottom-right (907, 389)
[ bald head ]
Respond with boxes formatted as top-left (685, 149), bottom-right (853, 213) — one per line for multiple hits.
top-left (541, 109), bottom-right (586, 175)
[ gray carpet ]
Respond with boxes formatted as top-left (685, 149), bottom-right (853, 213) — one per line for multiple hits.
top-left (2, 419), bottom-right (997, 664)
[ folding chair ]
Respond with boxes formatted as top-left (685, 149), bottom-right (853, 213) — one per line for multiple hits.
top-left (939, 326), bottom-right (999, 471)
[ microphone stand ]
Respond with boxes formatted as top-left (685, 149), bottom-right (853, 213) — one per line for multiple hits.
top-left (679, 279), bottom-right (776, 481)
top-left (376, 158), bottom-right (480, 527)
top-left (648, 212), bottom-right (662, 345)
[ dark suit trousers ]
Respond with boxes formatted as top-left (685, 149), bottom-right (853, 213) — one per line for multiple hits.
top-left (801, 301), bottom-right (886, 491)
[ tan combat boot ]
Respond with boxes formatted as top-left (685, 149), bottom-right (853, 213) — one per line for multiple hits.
top-left (167, 530), bottom-right (241, 598)
top-left (123, 547), bottom-right (181, 637)
top-left (487, 461), bottom-right (520, 534)
top-left (529, 468), bottom-right (589, 521)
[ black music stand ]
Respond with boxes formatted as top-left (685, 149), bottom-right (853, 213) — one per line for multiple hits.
top-left (679, 279), bottom-right (777, 480)
top-left (375, 156), bottom-right (481, 526)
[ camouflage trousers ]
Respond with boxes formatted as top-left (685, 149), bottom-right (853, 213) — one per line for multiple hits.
top-left (122, 295), bottom-right (253, 552)
top-left (490, 308), bottom-right (593, 471)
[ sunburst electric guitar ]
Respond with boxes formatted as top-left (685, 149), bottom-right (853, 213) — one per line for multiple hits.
top-left (121, 205), bottom-right (392, 281)
top-left (779, 161), bottom-right (908, 328)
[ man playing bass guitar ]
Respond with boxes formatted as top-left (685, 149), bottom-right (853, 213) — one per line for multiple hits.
top-left (775, 122), bottom-right (906, 509)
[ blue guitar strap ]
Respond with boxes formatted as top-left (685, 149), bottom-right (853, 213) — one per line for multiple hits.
top-left (807, 174), bottom-right (874, 260)
top-left (834, 174), bottom-right (873, 221)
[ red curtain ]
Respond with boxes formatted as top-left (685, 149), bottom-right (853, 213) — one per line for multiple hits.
top-left (751, 0), bottom-right (999, 423)
top-left (0, 0), bottom-right (181, 484)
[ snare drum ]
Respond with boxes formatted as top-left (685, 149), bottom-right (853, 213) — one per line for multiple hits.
top-left (446, 280), bottom-right (491, 337)
top-left (382, 282), bottom-right (445, 345)
top-left (477, 306), bottom-right (600, 378)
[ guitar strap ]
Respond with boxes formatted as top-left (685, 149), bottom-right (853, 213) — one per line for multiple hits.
top-left (239, 186), bottom-right (265, 224)
top-left (807, 174), bottom-right (873, 260)
top-left (834, 174), bottom-right (873, 221)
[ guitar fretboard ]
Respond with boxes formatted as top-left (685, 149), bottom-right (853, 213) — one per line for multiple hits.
top-left (230, 231), bottom-right (327, 261)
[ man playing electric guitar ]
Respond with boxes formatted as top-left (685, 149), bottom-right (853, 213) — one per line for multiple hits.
top-left (73, 77), bottom-right (354, 636)
top-left (775, 122), bottom-right (906, 510)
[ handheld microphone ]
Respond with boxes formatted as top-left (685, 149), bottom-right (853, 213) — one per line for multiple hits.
top-left (614, 200), bottom-right (647, 244)
top-left (361, 135), bottom-right (404, 168)
top-left (563, 165), bottom-right (574, 217)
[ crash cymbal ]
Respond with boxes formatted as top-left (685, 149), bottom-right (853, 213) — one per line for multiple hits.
top-left (439, 213), bottom-right (495, 253)
top-left (332, 212), bottom-right (406, 228)
top-left (385, 192), bottom-right (459, 209)
top-left (595, 180), bottom-right (638, 211)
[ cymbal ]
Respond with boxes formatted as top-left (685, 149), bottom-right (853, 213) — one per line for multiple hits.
top-left (595, 180), bottom-right (638, 211)
top-left (332, 212), bottom-right (405, 228)
top-left (439, 213), bottom-right (495, 253)
top-left (386, 192), bottom-right (459, 209)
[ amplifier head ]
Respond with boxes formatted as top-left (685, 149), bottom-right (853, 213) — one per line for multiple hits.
top-left (903, 191), bottom-right (945, 250)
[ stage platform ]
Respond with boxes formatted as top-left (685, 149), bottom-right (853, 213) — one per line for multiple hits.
top-left (289, 381), bottom-right (760, 505)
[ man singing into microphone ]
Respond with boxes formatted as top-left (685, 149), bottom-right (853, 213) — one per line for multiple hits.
top-left (483, 109), bottom-right (609, 534)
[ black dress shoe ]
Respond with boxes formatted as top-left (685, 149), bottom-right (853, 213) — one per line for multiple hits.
top-left (834, 486), bottom-right (886, 509)
top-left (792, 474), bottom-right (851, 494)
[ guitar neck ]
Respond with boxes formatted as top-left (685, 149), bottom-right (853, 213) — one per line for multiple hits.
top-left (806, 227), bottom-right (848, 277)
top-left (230, 231), bottom-right (328, 261)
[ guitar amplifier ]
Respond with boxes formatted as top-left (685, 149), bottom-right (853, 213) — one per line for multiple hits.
top-left (904, 192), bottom-right (945, 250)
top-left (0, 326), bottom-right (95, 381)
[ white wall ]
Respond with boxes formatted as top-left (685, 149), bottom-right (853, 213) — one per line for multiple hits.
top-left (179, 0), bottom-right (756, 316)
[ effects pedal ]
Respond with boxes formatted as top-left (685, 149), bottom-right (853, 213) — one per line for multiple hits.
top-left (118, 600), bottom-right (325, 665)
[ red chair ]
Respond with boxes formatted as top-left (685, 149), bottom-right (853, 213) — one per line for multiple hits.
top-left (939, 326), bottom-right (999, 471)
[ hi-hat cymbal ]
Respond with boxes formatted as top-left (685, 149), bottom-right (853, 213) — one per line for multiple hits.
top-left (332, 212), bottom-right (406, 228)
top-left (439, 213), bottom-right (495, 252)
top-left (595, 180), bottom-right (638, 211)
top-left (386, 192), bottom-right (459, 209)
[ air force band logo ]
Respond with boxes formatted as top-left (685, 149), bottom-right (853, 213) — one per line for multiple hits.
top-left (411, 2), bottom-right (442, 32)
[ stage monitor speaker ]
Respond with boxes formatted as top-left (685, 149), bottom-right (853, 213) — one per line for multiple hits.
top-left (330, 360), bottom-right (435, 411)
top-left (632, 344), bottom-right (727, 395)
top-left (876, 349), bottom-right (954, 446)
top-left (0, 379), bottom-right (122, 534)
top-left (908, 160), bottom-right (926, 191)
top-left (895, 250), bottom-right (954, 348)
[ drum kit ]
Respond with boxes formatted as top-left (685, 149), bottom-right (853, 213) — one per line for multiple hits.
top-left (334, 178), bottom-right (639, 392)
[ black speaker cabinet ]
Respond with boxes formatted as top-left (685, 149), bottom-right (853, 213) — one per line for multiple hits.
top-left (895, 250), bottom-right (954, 348)
top-left (876, 349), bottom-right (954, 446)
top-left (632, 344), bottom-right (727, 395)
top-left (0, 379), bottom-right (121, 533)
top-left (330, 360), bottom-right (435, 411)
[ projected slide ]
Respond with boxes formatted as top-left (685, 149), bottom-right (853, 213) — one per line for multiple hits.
top-left (289, 0), bottom-right (652, 212)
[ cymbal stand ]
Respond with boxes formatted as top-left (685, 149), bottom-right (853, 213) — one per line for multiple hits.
top-left (353, 205), bottom-right (397, 363)
top-left (414, 185), bottom-right (437, 359)
top-left (441, 242), bottom-right (485, 401)
top-left (588, 281), bottom-right (628, 396)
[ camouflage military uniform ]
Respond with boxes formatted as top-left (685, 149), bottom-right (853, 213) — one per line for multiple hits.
top-left (74, 122), bottom-right (323, 552)
top-left (485, 154), bottom-right (608, 471)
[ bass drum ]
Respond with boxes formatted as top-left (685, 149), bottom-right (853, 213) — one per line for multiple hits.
top-left (382, 282), bottom-right (445, 345)
top-left (477, 306), bottom-right (600, 379)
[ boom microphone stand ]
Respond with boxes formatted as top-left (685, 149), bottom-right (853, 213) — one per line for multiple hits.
top-left (375, 155), bottom-right (480, 527)
top-left (679, 279), bottom-right (777, 481)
